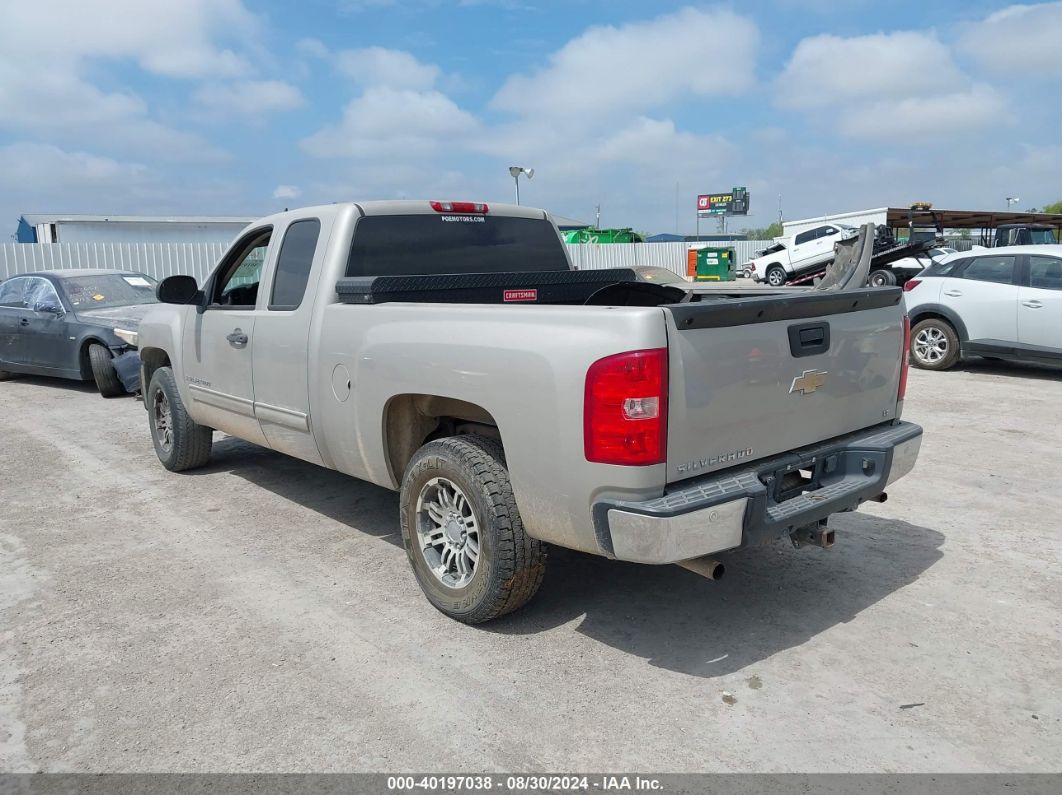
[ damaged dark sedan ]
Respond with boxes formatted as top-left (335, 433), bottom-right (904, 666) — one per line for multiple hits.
top-left (0, 269), bottom-right (158, 396)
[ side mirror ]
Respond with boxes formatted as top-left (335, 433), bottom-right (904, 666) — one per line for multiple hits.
top-left (157, 275), bottom-right (201, 305)
top-left (34, 300), bottom-right (63, 315)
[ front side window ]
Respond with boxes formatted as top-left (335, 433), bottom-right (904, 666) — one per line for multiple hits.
top-left (1029, 256), bottom-right (1062, 291)
top-left (270, 219), bottom-right (321, 310)
top-left (212, 230), bottom-right (271, 307)
top-left (959, 256), bottom-right (1016, 285)
top-left (24, 278), bottom-right (62, 311)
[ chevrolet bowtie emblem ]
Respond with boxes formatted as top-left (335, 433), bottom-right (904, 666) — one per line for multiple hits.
top-left (790, 369), bottom-right (828, 395)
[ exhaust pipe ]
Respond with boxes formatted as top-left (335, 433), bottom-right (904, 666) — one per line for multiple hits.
top-left (677, 556), bottom-right (725, 580)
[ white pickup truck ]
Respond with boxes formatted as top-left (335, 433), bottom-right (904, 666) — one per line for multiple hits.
top-left (749, 224), bottom-right (859, 286)
top-left (137, 201), bottom-right (921, 623)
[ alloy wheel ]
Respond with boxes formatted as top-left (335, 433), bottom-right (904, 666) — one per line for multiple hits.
top-left (415, 477), bottom-right (480, 589)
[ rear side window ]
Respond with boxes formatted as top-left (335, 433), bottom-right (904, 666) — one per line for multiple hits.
top-left (0, 278), bottom-right (28, 307)
top-left (959, 256), bottom-right (1016, 285)
top-left (346, 215), bottom-right (571, 277)
top-left (921, 257), bottom-right (963, 277)
top-left (1029, 256), bottom-right (1062, 291)
top-left (270, 219), bottom-right (321, 310)
top-left (794, 229), bottom-right (816, 245)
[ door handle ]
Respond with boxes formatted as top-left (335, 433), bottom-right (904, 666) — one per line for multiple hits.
top-left (19, 317), bottom-right (29, 326)
top-left (226, 328), bottom-right (249, 348)
top-left (1022, 300), bottom-right (1043, 309)
top-left (943, 290), bottom-right (963, 297)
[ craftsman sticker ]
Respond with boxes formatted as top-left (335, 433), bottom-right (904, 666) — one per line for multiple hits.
top-left (503, 289), bottom-right (538, 302)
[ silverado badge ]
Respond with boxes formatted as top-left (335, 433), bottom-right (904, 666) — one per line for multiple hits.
top-left (789, 369), bottom-right (828, 395)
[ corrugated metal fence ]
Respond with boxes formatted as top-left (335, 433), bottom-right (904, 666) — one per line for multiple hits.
top-left (567, 241), bottom-right (771, 276)
top-left (0, 242), bottom-right (227, 282)
top-left (1, 241), bottom-right (774, 282)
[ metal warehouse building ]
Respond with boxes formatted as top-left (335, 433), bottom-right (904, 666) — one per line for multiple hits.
top-left (16, 214), bottom-right (256, 245)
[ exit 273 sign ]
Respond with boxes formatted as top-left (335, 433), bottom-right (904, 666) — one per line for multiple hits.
top-left (697, 188), bottom-right (749, 215)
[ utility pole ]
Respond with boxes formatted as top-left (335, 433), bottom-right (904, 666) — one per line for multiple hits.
top-left (595, 205), bottom-right (601, 229)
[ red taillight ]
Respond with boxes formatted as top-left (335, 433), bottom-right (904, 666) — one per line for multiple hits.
top-left (584, 348), bottom-right (668, 466)
top-left (430, 200), bottom-right (489, 214)
top-left (898, 315), bottom-right (911, 401)
top-left (903, 278), bottom-right (922, 292)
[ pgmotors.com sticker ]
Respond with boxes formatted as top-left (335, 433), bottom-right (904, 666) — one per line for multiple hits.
top-left (503, 289), bottom-right (538, 302)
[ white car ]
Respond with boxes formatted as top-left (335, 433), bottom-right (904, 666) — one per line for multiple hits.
top-left (749, 224), bottom-right (858, 286)
top-left (903, 244), bottom-right (1062, 370)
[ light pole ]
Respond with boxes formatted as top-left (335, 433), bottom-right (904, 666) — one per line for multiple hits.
top-left (509, 166), bottom-right (534, 205)
top-left (1006, 196), bottom-right (1021, 210)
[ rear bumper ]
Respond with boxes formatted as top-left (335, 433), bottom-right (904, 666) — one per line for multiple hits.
top-left (593, 421), bottom-right (922, 564)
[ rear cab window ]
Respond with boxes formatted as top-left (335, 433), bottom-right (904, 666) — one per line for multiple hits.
top-left (345, 214), bottom-right (570, 277)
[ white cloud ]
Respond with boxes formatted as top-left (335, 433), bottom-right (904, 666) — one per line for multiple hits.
top-left (0, 141), bottom-right (252, 226)
top-left (296, 37), bottom-right (332, 59)
top-left (273, 185), bottom-right (302, 200)
top-left (0, 0), bottom-right (257, 79)
top-left (298, 41), bottom-right (446, 91)
top-left (0, 142), bottom-right (151, 187)
top-left (775, 30), bottom-right (1006, 140)
top-left (0, 0), bottom-right (263, 160)
top-left (838, 84), bottom-right (1008, 140)
top-left (958, 2), bottom-right (1062, 76)
top-left (301, 87), bottom-right (478, 158)
top-left (334, 47), bottom-right (441, 90)
top-left (776, 32), bottom-right (963, 108)
top-left (193, 80), bottom-right (305, 118)
top-left (492, 7), bottom-right (758, 119)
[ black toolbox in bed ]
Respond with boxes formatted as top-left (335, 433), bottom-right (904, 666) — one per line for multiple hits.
top-left (335, 269), bottom-right (638, 305)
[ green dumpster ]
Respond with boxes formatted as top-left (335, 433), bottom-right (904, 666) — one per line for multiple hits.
top-left (694, 247), bottom-right (735, 281)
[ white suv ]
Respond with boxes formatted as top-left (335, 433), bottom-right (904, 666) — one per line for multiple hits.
top-left (903, 244), bottom-right (1062, 370)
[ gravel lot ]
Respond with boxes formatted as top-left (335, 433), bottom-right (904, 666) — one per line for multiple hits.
top-left (1, 360), bottom-right (1059, 773)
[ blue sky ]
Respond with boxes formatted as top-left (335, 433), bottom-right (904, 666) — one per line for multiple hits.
top-left (2, 1), bottom-right (1061, 236)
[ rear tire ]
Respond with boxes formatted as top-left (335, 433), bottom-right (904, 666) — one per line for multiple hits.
top-left (88, 344), bottom-right (125, 397)
top-left (765, 265), bottom-right (787, 287)
top-left (147, 366), bottom-right (212, 471)
top-left (869, 269), bottom-right (896, 287)
top-left (400, 434), bottom-right (546, 624)
top-left (910, 318), bottom-right (960, 371)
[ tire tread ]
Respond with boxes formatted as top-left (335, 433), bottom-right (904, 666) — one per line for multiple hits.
top-left (148, 366), bottom-right (212, 471)
top-left (89, 343), bottom-right (125, 398)
top-left (402, 434), bottom-right (546, 623)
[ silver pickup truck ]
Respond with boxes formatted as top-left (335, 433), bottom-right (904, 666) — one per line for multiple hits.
top-left (137, 201), bottom-right (921, 623)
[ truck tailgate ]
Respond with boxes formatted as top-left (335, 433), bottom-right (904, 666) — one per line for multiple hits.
top-left (663, 288), bottom-right (905, 484)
